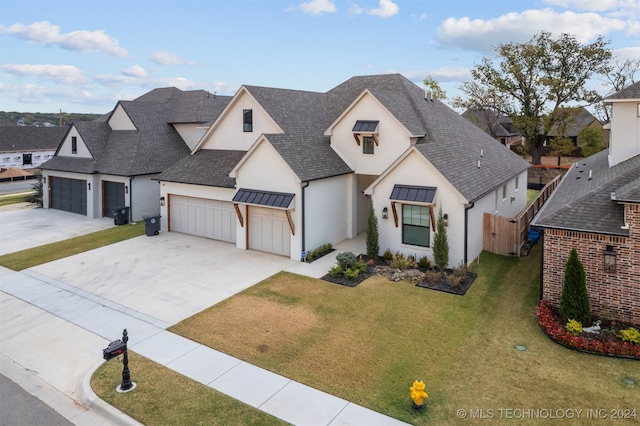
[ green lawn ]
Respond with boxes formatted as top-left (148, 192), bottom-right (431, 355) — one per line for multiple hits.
top-left (166, 246), bottom-right (638, 425)
top-left (0, 222), bottom-right (145, 270)
top-left (0, 194), bottom-right (30, 207)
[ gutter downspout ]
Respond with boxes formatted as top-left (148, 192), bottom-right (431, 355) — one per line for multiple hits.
top-left (129, 176), bottom-right (133, 223)
top-left (464, 201), bottom-right (475, 265)
top-left (301, 181), bottom-right (309, 261)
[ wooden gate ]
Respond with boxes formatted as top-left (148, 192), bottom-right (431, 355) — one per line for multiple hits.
top-left (483, 213), bottom-right (520, 256)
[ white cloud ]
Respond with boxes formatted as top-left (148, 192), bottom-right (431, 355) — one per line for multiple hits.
top-left (402, 67), bottom-right (471, 83)
top-left (367, 0), bottom-right (399, 19)
top-left (1, 64), bottom-right (85, 84)
top-left (299, 0), bottom-right (336, 15)
top-left (613, 46), bottom-right (640, 62)
top-left (437, 9), bottom-right (626, 52)
top-left (0, 21), bottom-right (128, 57)
top-left (542, 0), bottom-right (622, 12)
top-left (122, 65), bottom-right (146, 78)
top-left (0, 83), bottom-right (94, 108)
top-left (150, 50), bottom-right (194, 65)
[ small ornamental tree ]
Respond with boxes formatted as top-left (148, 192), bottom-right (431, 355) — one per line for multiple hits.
top-left (366, 200), bottom-right (380, 260)
top-left (26, 172), bottom-right (44, 207)
top-left (560, 248), bottom-right (591, 325)
top-left (433, 208), bottom-right (449, 272)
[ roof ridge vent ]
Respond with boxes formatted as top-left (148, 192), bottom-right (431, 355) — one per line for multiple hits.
top-left (588, 170), bottom-right (593, 180)
top-left (424, 90), bottom-right (433, 102)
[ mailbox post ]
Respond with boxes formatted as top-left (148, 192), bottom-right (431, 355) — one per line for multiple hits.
top-left (103, 329), bottom-right (136, 393)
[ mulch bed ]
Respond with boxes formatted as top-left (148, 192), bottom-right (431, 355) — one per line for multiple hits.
top-left (320, 254), bottom-right (478, 295)
top-left (416, 271), bottom-right (477, 295)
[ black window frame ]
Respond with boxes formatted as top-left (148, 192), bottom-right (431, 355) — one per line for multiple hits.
top-left (402, 204), bottom-right (430, 247)
top-left (362, 136), bottom-right (375, 155)
top-left (71, 136), bottom-right (77, 154)
top-left (243, 109), bottom-right (253, 132)
top-left (22, 153), bottom-right (32, 165)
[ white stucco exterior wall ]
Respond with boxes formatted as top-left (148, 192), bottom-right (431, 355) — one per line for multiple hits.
top-left (173, 124), bottom-right (208, 151)
top-left (329, 93), bottom-right (413, 176)
top-left (57, 127), bottom-right (92, 158)
top-left (131, 175), bottom-right (161, 220)
top-left (608, 101), bottom-right (640, 166)
top-left (369, 150), bottom-right (469, 267)
top-left (199, 91), bottom-right (281, 151)
top-left (304, 174), bottom-right (352, 253)
top-left (108, 105), bottom-right (136, 130)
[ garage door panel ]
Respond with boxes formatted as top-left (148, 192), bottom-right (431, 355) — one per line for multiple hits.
top-left (170, 195), bottom-right (235, 243)
top-left (249, 207), bottom-right (290, 257)
top-left (50, 177), bottom-right (87, 215)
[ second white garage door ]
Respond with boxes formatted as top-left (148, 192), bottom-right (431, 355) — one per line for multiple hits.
top-left (170, 195), bottom-right (236, 243)
top-left (249, 207), bottom-right (291, 256)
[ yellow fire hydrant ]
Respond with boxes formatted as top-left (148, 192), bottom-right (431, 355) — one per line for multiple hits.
top-left (410, 379), bottom-right (429, 409)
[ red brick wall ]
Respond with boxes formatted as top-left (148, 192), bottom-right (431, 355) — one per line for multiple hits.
top-left (541, 203), bottom-right (640, 326)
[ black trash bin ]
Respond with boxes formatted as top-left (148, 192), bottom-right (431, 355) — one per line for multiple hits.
top-left (142, 214), bottom-right (161, 236)
top-left (113, 206), bottom-right (130, 226)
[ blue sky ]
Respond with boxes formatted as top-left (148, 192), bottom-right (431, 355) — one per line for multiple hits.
top-left (1, 0), bottom-right (639, 114)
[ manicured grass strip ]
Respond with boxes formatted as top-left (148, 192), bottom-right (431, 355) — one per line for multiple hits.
top-left (0, 195), bottom-right (30, 206)
top-left (527, 189), bottom-right (539, 204)
top-left (91, 352), bottom-right (286, 426)
top-left (0, 222), bottom-right (145, 270)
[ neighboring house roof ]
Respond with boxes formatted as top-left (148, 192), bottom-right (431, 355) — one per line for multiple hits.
top-left (155, 149), bottom-right (244, 187)
top-left (546, 107), bottom-right (599, 138)
top-left (0, 126), bottom-right (67, 152)
top-left (42, 88), bottom-right (229, 177)
top-left (162, 74), bottom-right (530, 196)
top-left (462, 109), bottom-right (520, 138)
top-left (605, 81), bottom-right (640, 100)
top-left (532, 150), bottom-right (640, 236)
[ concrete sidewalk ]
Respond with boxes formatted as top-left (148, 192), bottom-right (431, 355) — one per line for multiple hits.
top-left (1, 266), bottom-right (406, 425)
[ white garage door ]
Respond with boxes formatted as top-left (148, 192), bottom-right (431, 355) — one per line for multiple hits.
top-left (249, 207), bottom-right (290, 256)
top-left (170, 195), bottom-right (235, 243)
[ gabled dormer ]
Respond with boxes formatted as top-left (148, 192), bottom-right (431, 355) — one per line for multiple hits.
top-left (194, 86), bottom-right (282, 152)
top-left (108, 103), bottom-right (137, 131)
top-left (325, 89), bottom-right (415, 175)
top-left (56, 125), bottom-right (93, 158)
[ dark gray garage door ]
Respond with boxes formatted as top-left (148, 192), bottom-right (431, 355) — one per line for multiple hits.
top-left (50, 177), bottom-right (87, 215)
top-left (103, 181), bottom-right (125, 217)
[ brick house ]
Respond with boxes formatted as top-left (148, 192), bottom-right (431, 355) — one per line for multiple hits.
top-left (531, 82), bottom-right (640, 326)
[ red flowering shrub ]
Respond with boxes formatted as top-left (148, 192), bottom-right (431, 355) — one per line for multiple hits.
top-left (536, 300), bottom-right (640, 359)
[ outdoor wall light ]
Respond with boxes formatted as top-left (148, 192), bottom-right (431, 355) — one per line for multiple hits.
top-left (603, 245), bottom-right (616, 272)
top-left (382, 207), bottom-right (389, 219)
top-left (125, 185), bottom-right (129, 194)
top-left (443, 213), bottom-right (449, 227)
top-left (160, 196), bottom-right (165, 206)
top-left (43, 176), bottom-right (46, 183)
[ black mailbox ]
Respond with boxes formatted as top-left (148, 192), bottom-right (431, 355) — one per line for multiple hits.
top-left (103, 339), bottom-right (127, 360)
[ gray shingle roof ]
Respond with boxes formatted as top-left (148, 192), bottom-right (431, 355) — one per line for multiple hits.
top-left (546, 107), bottom-right (598, 138)
top-left (605, 81), bottom-right (640, 100)
top-left (41, 87), bottom-right (228, 177)
top-left (532, 150), bottom-right (640, 236)
top-left (155, 150), bottom-right (245, 187)
top-left (0, 126), bottom-right (67, 152)
top-left (253, 74), bottom-right (530, 193)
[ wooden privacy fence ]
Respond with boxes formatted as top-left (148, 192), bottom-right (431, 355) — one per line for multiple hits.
top-left (483, 175), bottom-right (561, 257)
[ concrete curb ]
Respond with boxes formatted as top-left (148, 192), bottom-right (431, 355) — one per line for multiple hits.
top-left (79, 360), bottom-right (143, 426)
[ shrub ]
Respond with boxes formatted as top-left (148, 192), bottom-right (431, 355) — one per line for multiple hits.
top-left (565, 319), bottom-right (583, 335)
top-left (366, 201), bottom-right (380, 260)
top-left (355, 261), bottom-right (367, 274)
top-left (619, 328), bottom-right (640, 344)
top-left (328, 265), bottom-right (343, 277)
top-left (343, 268), bottom-right (360, 280)
top-left (391, 252), bottom-right (408, 270)
top-left (418, 256), bottom-right (431, 270)
top-left (382, 248), bottom-right (394, 262)
top-left (335, 252), bottom-right (357, 270)
top-left (433, 208), bottom-right (449, 271)
top-left (560, 248), bottom-right (590, 325)
top-left (26, 172), bottom-right (44, 207)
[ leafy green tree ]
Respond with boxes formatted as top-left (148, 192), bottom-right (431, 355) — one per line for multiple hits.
top-left (578, 126), bottom-right (605, 157)
top-left (366, 200), bottom-right (380, 260)
top-left (433, 208), bottom-right (449, 272)
top-left (454, 31), bottom-right (611, 165)
top-left (560, 248), bottom-right (591, 325)
top-left (423, 75), bottom-right (447, 100)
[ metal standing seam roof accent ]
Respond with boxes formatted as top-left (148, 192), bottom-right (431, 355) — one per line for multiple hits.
top-left (352, 120), bottom-right (379, 132)
top-left (232, 188), bottom-right (295, 209)
top-left (390, 184), bottom-right (437, 203)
